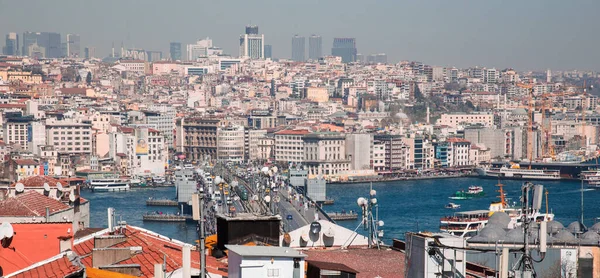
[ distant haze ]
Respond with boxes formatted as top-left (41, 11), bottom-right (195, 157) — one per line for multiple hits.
top-left (1, 0), bottom-right (599, 71)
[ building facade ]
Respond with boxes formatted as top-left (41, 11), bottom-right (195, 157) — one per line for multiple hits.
top-left (308, 35), bottom-right (322, 60)
top-left (291, 35), bottom-right (305, 62)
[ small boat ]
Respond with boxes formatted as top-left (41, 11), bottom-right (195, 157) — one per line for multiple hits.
top-left (445, 203), bottom-right (461, 209)
top-left (449, 186), bottom-right (485, 200)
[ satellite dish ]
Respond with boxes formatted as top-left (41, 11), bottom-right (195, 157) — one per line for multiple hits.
top-left (43, 183), bottom-right (50, 192)
top-left (301, 233), bottom-right (309, 242)
top-left (56, 182), bottom-right (63, 191)
top-left (0, 222), bottom-right (14, 248)
top-left (15, 183), bottom-right (24, 193)
top-left (261, 167), bottom-right (269, 174)
top-left (264, 195), bottom-right (271, 203)
top-left (310, 222), bottom-right (322, 235)
top-left (69, 193), bottom-right (76, 202)
top-left (324, 227), bottom-right (335, 238)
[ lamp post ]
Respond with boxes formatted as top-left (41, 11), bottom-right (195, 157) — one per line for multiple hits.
top-left (197, 186), bottom-right (206, 278)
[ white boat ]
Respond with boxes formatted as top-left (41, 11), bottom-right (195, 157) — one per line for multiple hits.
top-left (580, 170), bottom-right (600, 188)
top-left (440, 184), bottom-right (554, 237)
top-left (468, 186), bottom-right (483, 194)
top-left (445, 203), bottom-right (461, 209)
top-left (90, 178), bottom-right (131, 192)
top-left (476, 164), bottom-right (560, 180)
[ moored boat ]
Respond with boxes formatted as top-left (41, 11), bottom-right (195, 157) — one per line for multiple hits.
top-left (580, 170), bottom-right (600, 188)
top-left (90, 177), bottom-right (131, 192)
top-left (476, 163), bottom-right (560, 180)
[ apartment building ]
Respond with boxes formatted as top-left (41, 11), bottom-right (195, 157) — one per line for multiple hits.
top-left (45, 119), bottom-right (92, 155)
top-left (275, 129), bottom-right (310, 163)
top-left (447, 138), bottom-right (471, 167)
top-left (175, 117), bottom-right (221, 161)
top-left (345, 133), bottom-right (373, 171)
top-left (303, 132), bottom-right (350, 177)
top-left (438, 113), bottom-right (494, 128)
top-left (377, 134), bottom-right (411, 172)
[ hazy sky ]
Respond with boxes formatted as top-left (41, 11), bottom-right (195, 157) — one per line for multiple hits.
top-left (1, 0), bottom-right (599, 71)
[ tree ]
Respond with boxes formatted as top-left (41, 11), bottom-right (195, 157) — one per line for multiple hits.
top-left (86, 72), bottom-right (92, 85)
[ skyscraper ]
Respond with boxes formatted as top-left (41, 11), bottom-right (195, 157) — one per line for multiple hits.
top-left (264, 45), bottom-right (272, 59)
top-left (331, 38), bottom-right (357, 63)
top-left (187, 38), bottom-right (213, 61)
top-left (66, 34), bottom-right (81, 58)
top-left (308, 35), bottom-right (322, 60)
top-left (3, 33), bottom-right (19, 56)
top-left (84, 46), bottom-right (96, 59)
top-left (170, 42), bottom-right (182, 61)
top-left (21, 32), bottom-right (61, 58)
top-left (291, 35), bottom-right (305, 62)
top-left (239, 26), bottom-right (264, 59)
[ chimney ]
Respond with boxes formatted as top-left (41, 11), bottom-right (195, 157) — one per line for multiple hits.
top-left (182, 245), bottom-right (191, 278)
top-left (45, 207), bottom-right (50, 222)
top-left (154, 264), bottom-right (164, 278)
top-left (107, 208), bottom-right (114, 232)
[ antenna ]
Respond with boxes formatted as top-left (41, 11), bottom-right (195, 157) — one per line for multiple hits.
top-left (15, 183), bottom-right (24, 193)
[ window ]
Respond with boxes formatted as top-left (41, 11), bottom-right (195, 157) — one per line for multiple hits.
top-left (267, 269), bottom-right (280, 277)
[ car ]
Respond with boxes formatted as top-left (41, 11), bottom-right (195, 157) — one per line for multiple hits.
top-left (286, 214), bottom-right (293, 220)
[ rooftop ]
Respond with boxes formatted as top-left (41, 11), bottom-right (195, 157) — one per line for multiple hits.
top-left (0, 190), bottom-right (70, 217)
top-left (226, 245), bottom-right (307, 258)
top-left (304, 247), bottom-right (405, 278)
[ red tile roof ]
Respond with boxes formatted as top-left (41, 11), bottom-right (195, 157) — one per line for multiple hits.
top-left (275, 129), bottom-right (310, 135)
top-left (12, 176), bottom-right (65, 188)
top-left (13, 159), bottom-right (38, 166)
top-left (59, 88), bottom-right (87, 95)
top-left (304, 247), bottom-right (405, 278)
top-left (0, 190), bottom-right (70, 217)
top-left (8, 253), bottom-right (83, 278)
top-left (0, 223), bottom-right (73, 276)
top-left (74, 226), bottom-right (228, 277)
top-left (0, 104), bottom-right (26, 109)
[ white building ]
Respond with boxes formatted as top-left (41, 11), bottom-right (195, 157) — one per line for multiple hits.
top-left (275, 129), bottom-right (310, 163)
top-left (117, 60), bottom-right (146, 74)
top-left (303, 132), bottom-right (350, 178)
top-left (186, 38), bottom-right (213, 61)
top-left (447, 138), bottom-right (471, 167)
top-left (45, 119), bottom-right (92, 155)
top-left (345, 133), bottom-right (373, 170)
top-left (438, 113), bottom-right (494, 128)
top-left (226, 245), bottom-right (306, 278)
top-left (216, 125), bottom-right (245, 163)
top-left (239, 34), bottom-right (265, 59)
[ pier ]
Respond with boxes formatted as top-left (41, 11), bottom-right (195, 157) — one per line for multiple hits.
top-left (146, 199), bottom-right (179, 206)
top-left (327, 212), bottom-right (358, 221)
top-left (322, 199), bottom-right (335, 205)
top-left (142, 214), bottom-right (192, 222)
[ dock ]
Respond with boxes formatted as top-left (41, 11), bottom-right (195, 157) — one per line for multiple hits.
top-left (142, 214), bottom-right (192, 222)
top-left (146, 199), bottom-right (178, 207)
top-left (327, 212), bottom-right (358, 221)
top-left (322, 199), bottom-right (334, 205)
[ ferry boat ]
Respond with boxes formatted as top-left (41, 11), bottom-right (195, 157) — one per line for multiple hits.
top-left (580, 170), bottom-right (600, 188)
top-left (440, 183), bottom-right (554, 237)
top-left (90, 177), bottom-right (131, 192)
top-left (449, 186), bottom-right (485, 200)
top-left (445, 203), bottom-right (461, 209)
top-left (476, 163), bottom-right (560, 180)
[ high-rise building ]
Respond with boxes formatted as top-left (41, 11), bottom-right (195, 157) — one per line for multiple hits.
top-left (239, 25), bottom-right (264, 59)
top-left (367, 53), bottom-right (387, 64)
top-left (66, 34), bottom-right (81, 58)
top-left (308, 35), bottom-right (322, 60)
top-left (291, 35), bottom-right (305, 62)
top-left (84, 47), bottom-right (96, 59)
top-left (186, 38), bottom-right (213, 61)
top-left (21, 32), bottom-right (61, 58)
top-left (245, 25), bottom-right (259, 35)
top-left (264, 45), bottom-right (272, 59)
top-left (146, 51), bottom-right (162, 62)
top-left (331, 38), bottom-right (357, 63)
top-left (3, 33), bottom-right (19, 56)
top-left (170, 42), bottom-right (182, 61)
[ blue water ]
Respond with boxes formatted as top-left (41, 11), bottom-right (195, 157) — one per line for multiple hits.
top-left (82, 178), bottom-right (600, 245)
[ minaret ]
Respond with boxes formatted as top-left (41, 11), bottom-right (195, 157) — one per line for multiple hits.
top-left (120, 42), bottom-right (124, 58)
top-left (111, 42), bottom-right (115, 58)
top-left (426, 106), bottom-right (430, 124)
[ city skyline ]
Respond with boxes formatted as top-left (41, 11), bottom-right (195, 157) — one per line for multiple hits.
top-left (1, 1), bottom-right (600, 70)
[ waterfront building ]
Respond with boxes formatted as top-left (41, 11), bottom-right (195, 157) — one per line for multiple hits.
top-left (331, 38), bottom-right (357, 63)
top-left (446, 138), bottom-right (471, 167)
top-left (308, 35), bottom-right (322, 60)
top-left (3, 32), bottom-right (19, 56)
top-left (175, 117), bottom-right (221, 161)
top-left (345, 133), bottom-right (373, 171)
top-left (170, 41), bottom-right (182, 60)
top-left (275, 129), bottom-right (310, 163)
top-left (302, 132), bottom-right (350, 178)
top-left (291, 35), bottom-right (305, 62)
